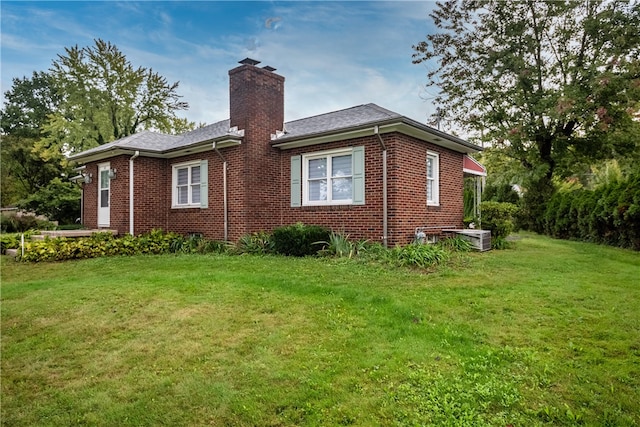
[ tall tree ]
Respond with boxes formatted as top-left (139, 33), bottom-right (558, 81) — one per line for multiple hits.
top-left (1, 40), bottom-right (194, 220)
top-left (43, 39), bottom-right (190, 156)
top-left (413, 0), bottom-right (640, 230)
top-left (0, 72), bottom-right (65, 206)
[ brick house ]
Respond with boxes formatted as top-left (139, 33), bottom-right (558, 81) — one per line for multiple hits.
top-left (69, 58), bottom-right (485, 246)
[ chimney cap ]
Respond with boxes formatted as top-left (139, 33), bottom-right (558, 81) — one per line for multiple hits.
top-left (262, 65), bottom-right (277, 72)
top-left (239, 58), bottom-right (261, 66)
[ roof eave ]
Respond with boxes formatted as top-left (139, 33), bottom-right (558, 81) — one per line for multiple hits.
top-left (271, 125), bottom-right (377, 150)
top-left (272, 118), bottom-right (482, 153)
top-left (164, 136), bottom-right (242, 159)
top-left (68, 135), bottom-right (243, 164)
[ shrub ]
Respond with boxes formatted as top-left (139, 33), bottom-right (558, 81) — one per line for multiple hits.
top-left (1, 232), bottom-right (36, 252)
top-left (491, 236), bottom-right (512, 250)
top-left (271, 223), bottom-right (330, 257)
top-left (0, 212), bottom-right (55, 233)
top-left (17, 178), bottom-right (80, 225)
top-left (17, 229), bottom-right (231, 262)
top-left (541, 172), bottom-right (640, 250)
top-left (482, 182), bottom-right (521, 204)
top-left (479, 201), bottom-right (519, 241)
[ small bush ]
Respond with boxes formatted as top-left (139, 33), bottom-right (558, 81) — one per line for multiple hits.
top-left (491, 236), bottom-right (512, 250)
top-left (479, 201), bottom-right (519, 241)
top-left (17, 177), bottom-right (80, 225)
top-left (1, 232), bottom-right (36, 252)
top-left (0, 212), bottom-right (55, 233)
top-left (17, 229), bottom-right (230, 262)
top-left (271, 223), bottom-right (330, 257)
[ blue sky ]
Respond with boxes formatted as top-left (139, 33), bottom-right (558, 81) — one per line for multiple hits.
top-left (1, 1), bottom-right (439, 126)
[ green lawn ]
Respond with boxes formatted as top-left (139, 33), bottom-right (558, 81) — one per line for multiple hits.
top-left (2, 234), bottom-right (639, 426)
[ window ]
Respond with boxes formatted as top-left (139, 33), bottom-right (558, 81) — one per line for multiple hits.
top-left (426, 151), bottom-right (440, 206)
top-left (305, 151), bottom-right (352, 204)
top-left (172, 160), bottom-right (208, 208)
top-left (291, 147), bottom-right (364, 207)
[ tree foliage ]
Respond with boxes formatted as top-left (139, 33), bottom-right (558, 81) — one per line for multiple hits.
top-left (0, 72), bottom-right (65, 206)
top-left (1, 40), bottom-right (194, 218)
top-left (17, 178), bottom-right (81, 225)
top-left (44, 39), bottom-right (190, 156)
top-left (414, 0), bottom-right (640, 231)
top-left (0, 71), bottom-right (61, 138)
top-left (542, 172), bottom-right (640, 249)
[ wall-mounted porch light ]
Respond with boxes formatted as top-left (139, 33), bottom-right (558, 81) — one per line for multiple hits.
top-left (108, 168), bottom-right (117, 179)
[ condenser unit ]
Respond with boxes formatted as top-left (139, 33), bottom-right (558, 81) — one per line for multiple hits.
top-left (443, 229), bottom-right (492, 251)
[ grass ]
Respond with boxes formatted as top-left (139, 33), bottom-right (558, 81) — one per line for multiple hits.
top-left (1, 233), bottom-right (639, 426)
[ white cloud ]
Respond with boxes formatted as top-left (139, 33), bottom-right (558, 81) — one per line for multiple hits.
top-left (1, 1), bottom-right (441, 127)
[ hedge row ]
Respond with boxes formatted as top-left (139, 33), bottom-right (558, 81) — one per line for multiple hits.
top-left (18, 230), bottom-right (224, 262)
top-left (542, 173), bottom-right (640, 250)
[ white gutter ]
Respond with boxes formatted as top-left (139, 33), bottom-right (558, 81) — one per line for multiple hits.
top-left (212, 142), bottom-right (228, 241)
top-left (374, 126), bottom-right (388, 247)
top-left (129, 151), bottom-right (140, 235)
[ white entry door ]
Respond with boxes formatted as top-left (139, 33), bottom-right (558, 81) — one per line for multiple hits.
top-left (98, 163), bottom-right (111, 227)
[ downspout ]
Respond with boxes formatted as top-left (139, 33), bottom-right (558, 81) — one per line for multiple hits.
top-left (374, 126), bottom-right (388, 247)
top-left (80, 186), bottom-right (84, 226)
top-left (129, 151), bottom-right (140, 235)
top-left (213, 142), bottom-right (228, 241)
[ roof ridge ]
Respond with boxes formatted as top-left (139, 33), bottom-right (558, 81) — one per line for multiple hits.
top-left (364, 103), bottom-right (402, 118)
top-left (179, 118), bottom-right (230, 137)
top-left (284, 104), bottom-right (379, 125)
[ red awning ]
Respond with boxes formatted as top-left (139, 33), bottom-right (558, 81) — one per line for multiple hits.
top-left (463, 155), bottom-right (487, 176)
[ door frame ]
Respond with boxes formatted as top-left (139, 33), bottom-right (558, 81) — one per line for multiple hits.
top-left (98, 162), bottom-right (111, 227)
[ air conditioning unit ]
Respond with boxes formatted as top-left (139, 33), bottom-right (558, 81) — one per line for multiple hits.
top-left (456, 230), bottom-right (491, 251)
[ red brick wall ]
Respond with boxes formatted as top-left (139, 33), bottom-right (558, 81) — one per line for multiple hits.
top-left (278, 132), bottom-right (464, 246)
top-left (280, 135), bottom-right (385, 243)
top-left (109, 156), bottom-right (131, 233)
top-left (165, 151), bottom-right (226, 239)
top-left (133, 156), bottom-right (168, 235)
top-left (81, 138), bottom-right (464, 244)
top-left (81, 163), bottom-right (98, 229)
top-left (386, 133), bottom-right (464, 244)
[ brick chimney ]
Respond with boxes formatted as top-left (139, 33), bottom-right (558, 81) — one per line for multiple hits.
top-left (228, 58), bottom-right (285, 237)
top-left (229, 58), bottom-right (284, 142)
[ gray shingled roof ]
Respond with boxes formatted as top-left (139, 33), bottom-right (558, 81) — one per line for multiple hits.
top-left (69, 119), bottom-right (231, 159)
top-left (275, 103), bottom-right (478, 151)
top-left (164, 119), bottom-right (231, 150)
top-left (70, 103), bottom-right (478, 161)
top-left (280, 103), bottom-right (402, 139)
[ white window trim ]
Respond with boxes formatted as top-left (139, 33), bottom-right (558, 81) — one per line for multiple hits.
top-left (302, 148), bottom-right (354, 206)
top-left (427, 151), bottom-right (440, 207)
top-left (172, 160), bottom-right (202, 208)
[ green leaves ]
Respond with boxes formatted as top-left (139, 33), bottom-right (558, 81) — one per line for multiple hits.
top-left (414, 0), bottom-right (640, 228)
top-left (542, 171), bottom-right (640, 249)
top-left (46, 39), bottom-right (192, 155)
top-left (272, 223), bottom-right (331, 257)
top-left (17, 178), bottom-right (81, 225)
